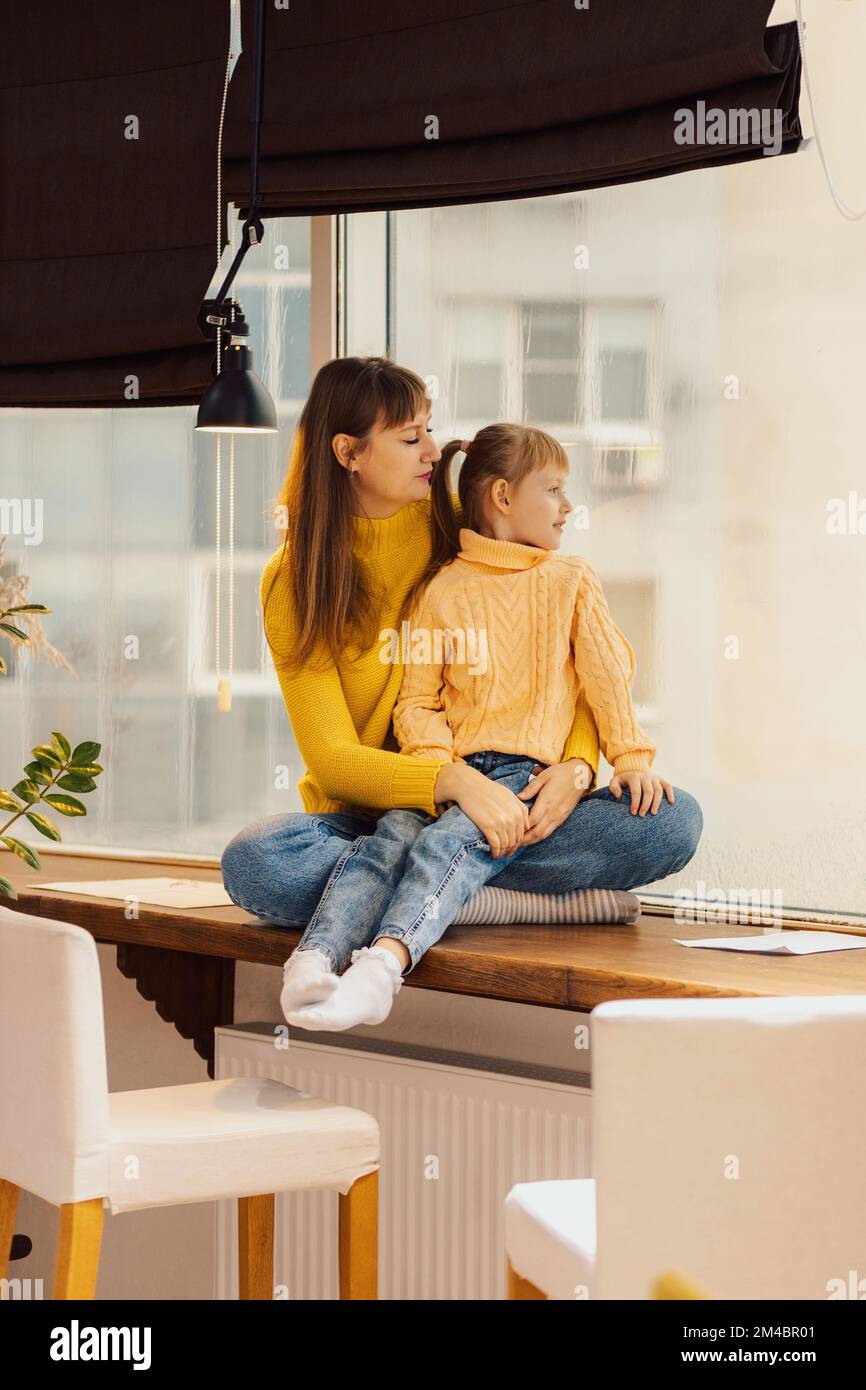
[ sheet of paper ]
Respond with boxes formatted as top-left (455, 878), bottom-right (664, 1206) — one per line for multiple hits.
top-left (675, 930), bottom-right (866, 956)
top-left (30, 877), bottom-right (233, 909)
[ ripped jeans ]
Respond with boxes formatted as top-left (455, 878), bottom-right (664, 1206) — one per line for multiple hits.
top-left (221, 750), bottom-right (704, 976)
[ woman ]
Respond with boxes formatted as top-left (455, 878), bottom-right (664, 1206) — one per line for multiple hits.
top-left (221, 356), bottom-right (703, 998)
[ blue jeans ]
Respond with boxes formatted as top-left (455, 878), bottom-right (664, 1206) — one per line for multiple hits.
top-left (221, 751), bottom-right (703, 976)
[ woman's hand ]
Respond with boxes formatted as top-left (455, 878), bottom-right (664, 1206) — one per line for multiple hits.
top-left (514, 757), bottom-right (593, 847)
top-left (609, 770), bottom-right (675, 816)
top-left (435, 761), bottom-right (530, 859)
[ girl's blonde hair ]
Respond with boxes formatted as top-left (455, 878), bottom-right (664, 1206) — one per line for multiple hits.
top-left (262, 355), bottom-right (430, 674)
top-left (405, 422), bottom-right (569, 616)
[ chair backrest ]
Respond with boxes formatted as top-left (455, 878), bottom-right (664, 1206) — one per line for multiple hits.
top-left (591, 995), bottom-right (866, 1300)
top-left (0, 905), bottom-right (110, 1206)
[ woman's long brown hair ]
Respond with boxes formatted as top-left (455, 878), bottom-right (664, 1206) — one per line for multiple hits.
top-left (263, 356), bottom-right (434, 674)
top-left (264, 362), bottom-right (568, 674)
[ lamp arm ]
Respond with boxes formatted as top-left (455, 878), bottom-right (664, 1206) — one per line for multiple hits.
top-left (207, 215), bottom-right (264, 320)
top-left (202, 0), bottom-right (268, 330)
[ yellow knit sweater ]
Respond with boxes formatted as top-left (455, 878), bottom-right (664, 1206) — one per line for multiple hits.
top-left (261, 496), bottom-right (601, 820)
top-left (393, 526), bottom-right (656, 775)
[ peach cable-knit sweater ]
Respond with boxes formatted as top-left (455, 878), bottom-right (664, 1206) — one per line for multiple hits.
top-left (392, 526), bottom-right (656, 775)
top-left (261, 497), bottom-right (602, 821)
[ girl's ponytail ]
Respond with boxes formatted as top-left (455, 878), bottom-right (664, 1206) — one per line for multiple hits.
top-left (404, 438), bottom-right (466, 617)
top-left (430, 439), bottom-right (464, 555)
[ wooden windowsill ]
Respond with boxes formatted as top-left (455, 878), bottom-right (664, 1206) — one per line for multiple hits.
top-left (5, 850), bottom-right (866, 1011)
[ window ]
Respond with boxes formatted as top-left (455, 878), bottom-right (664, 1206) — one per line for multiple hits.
top-left (4, 23), bottom-right (864, 928)
top-left (595, 304), bottom-right (653, 424)
top-left (454, 303), bottom-right (508, 422)
top-left (522, 302), bottom-right (583, 424)
top-left (0, 215), bottom-right (311, 855)
top-left (343, 161), bottom-right (866, 922)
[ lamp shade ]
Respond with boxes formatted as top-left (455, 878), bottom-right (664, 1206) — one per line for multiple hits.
top-left (195, 342), bottom-right (278, 433)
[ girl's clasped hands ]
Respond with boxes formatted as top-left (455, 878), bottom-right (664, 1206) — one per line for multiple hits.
top-left (448, 757), bottom-right (676, 860)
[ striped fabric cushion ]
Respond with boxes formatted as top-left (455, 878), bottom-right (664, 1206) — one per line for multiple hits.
top-left (451, 885), bottom-right (640, 926)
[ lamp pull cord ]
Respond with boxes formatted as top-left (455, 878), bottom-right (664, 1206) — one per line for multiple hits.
top-left (795, 0), bottom-right (865, 221)
top-left (215, 11), bottom-right (237, 713)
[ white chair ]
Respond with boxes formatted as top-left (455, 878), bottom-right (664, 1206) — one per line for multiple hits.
top-left (0, 905), bottom-right (380, 1299)
top-left (506, 995), bottom-right (866, 1299)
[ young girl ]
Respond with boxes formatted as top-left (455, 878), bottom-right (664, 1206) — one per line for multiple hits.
top-left (280, 421), bottom-right (677, 1032)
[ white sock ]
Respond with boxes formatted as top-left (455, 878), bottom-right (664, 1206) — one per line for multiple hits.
top-left (283, 945), bottom-right (404, 1031)
top-left (279, 947), bottom-right (339, 1019)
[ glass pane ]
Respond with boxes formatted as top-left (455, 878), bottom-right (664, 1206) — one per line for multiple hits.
top-left (596, 304), bottom-right (652, 422)
top-left (0, 215), bottom-right (312, 856)
top-left (387, 135), bottom-right (866, 919)
top-left (455, 303), bottom-right (507, 419)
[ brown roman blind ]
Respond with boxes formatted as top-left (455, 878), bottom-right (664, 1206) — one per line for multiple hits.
top-left (1, 0), bottom-right (803, 409)
top-left (0, 2), bottom-right (231, 408)
top-left (222, 0), bottom-right (803, 215)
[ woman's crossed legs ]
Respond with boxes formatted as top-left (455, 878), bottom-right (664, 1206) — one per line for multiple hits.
top-left (221, 759), bottom-right (703, 1028)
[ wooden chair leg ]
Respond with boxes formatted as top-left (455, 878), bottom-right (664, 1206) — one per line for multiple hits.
top-left (54, 1198), bottom-right (104, 1299)
top-left (507, 1258), bottom-right (548, 1299)
top-left (238, 1194), bottom-right (274, 1300)
top-left (338, 1169), bottom-right (378, 1300)
top-left (653, 1270), bottom-right (709, 1299)
top-left (0, 1179), bottom-right (20, 1280)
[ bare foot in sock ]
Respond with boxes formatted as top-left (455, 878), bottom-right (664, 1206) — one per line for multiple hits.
top-left (279, 947), bottom-right (339, 1020)
top-left (284, 945), bottom-right (404, 1031)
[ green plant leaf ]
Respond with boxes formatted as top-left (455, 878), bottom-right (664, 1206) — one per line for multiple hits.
top-left (24, 811), bottom-right (61, 842)
top-left (56, 773), bottom-right (96, 794)
top-left (0, 878), bottom-right (18, 900)
top-left (70, 741), bottom-right (101, 767)
top-left (1, 836), bottom-right (40, 869)
top-left (68, 763), bottom-right (103, 777)
top-left (10, 780), bottom-right (41, 804)
top-left (0, 790), bottom-right (23, 813)
top-left (31, 745), bottom-right (63, 769)
top-left (23, 761), bottom-right (54, 786)
top-left (43, 793), bottom-right (86, 817)
top-left (0, 622), bottom-right (29, 644)
top-left (50, 732), bottom-right (72, 761)
top-left (4, 604), bottom-right (50, 614)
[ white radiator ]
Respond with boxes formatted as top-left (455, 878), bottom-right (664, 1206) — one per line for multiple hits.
top-left (214, 1023), bottom-right (592, 1301)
